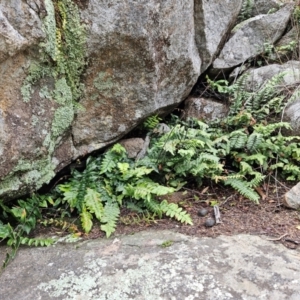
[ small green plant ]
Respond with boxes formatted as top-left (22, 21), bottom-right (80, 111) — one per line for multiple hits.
top-left (0, 196), bottom-right (54, 268)
top-left (238, 0), bottom-right (254, 22)
top-left (160, 240), bottom-right (174, 248)
top-left (143, 115), bottom-right (162, 130)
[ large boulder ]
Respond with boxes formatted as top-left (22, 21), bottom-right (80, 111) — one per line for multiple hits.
top-left (72, 0), bottom-right (200, 157)
top-left (242, 61), bottom-right (300, 91)
top-left (213, 3), bottom-right (294, 71)
top-left (194, 0), bottom-right (243, 73)
top-left (0, 0), bottom-right (201, 200)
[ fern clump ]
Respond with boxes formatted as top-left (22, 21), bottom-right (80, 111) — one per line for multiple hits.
top-left (56, 144), bottom-right (190, 237)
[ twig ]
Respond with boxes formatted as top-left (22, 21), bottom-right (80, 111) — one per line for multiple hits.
top-left (266, 233), bottom-right (288, 241)
top-left (214, 205), bottom-right (221, 224)
top-left (254, 186), bottom-right (266, 200)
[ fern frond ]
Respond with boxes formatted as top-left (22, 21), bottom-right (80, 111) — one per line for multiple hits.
top-left (20, 237), bottom-right (54, 247)
top-left (229, 131), bottom-right (248, 149)
top-left (160, 200), bottom-right (193, 225)
top-left (144, 198), bottom-right (163, 218)
top-left (80, 207), bottom-right (93, 233)
top-left (100, 203), bottom-right (120, 237)
top-left (84, 188), bottom-right (104, 221)
top-left (247, 133), bottom-right (263, 152)
top-left (224, 178), bottom-right (260, 203)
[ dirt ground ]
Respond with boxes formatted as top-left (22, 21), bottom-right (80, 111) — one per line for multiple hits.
top-left (37, 179), bottom-right (300, 250)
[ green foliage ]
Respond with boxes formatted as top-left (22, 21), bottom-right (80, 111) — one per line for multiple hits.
top-left (3, 69), bottom-right (300, 269)
top-left (238, 0), bottom-right (254, 22)
top-left (0, 196), bottom-right (54, 269)
top-left (22, 0), bottom-right (86, 104)
top-left (56, 143), bottom-right (185, 237)
top-left (143, 115), bottom-right (162, 130)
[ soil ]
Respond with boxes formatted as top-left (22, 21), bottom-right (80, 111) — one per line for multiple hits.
top-left (36, 179), bottom-right (300, 250)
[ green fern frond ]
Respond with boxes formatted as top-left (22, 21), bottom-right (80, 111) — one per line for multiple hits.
top-left (243, 153), bottom-right (266, 166)
top-left (84, 188), bottom-right (104, 221)
top-left (247, 133), bottom-right (263, 152)
top-left (100, 203), bottom-right (120, 237)
top-left (143, 115), bottom-right (162, 130)
top-left (223, 178), bottom-right (260, 203)
top-left (80, 207), bottom-right (93, 233)
top-left (229, 131), bottom-right (248, 149)
top-left (160, 200), bottom-right (193, 225)
top-left (144, 198), bottom-right (163, 218)
top-left (20, 237), bottom-right (54, 247)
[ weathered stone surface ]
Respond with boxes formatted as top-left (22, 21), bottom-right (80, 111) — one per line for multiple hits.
top-left (72, 0), bottom-right (201, 157)
top-left (213, 4), bottom-right (294, 71)
top-left (0, 0), bottom-right (200, 200)
top-left (182, 97), bottom-right (229, 122)
top-left (0, 0), bottom-right (84, 199)
top-left (194, 0), bottom-right (243, 73)
top-left (119, 138), bottom-right (145, 159)
top-left (0, 0), bottom-right (45, 63)
top-left (248, 0), bottom-right (282, 17)
top-left (269, 27), bottom-right (299, 63)
top-left (1, 231), bottom-right (300, 299)
top-left (283, 182), bottom-right (300, 209)
top-left (243, 61), bottom-right (300, 91)
top-left (284, 98), bottom-right (300, 136)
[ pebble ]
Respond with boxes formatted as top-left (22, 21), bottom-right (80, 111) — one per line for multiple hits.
top-left (198, 208), bottom-right (208, 217)
top-left (205, 218), bottom-right (216, 227)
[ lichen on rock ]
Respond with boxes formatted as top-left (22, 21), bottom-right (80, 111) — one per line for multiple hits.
top-left (1, 0), bottom-right (87, 199)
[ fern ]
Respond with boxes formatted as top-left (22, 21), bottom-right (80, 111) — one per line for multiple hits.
top-left (143, 115), bottom-right (162, 130)
top-left (143, 198), bottom-right (163, 218)
top-left (247, 132), bottom-right (263, 152)
top-left (84, 188), bottom-right (104, 221)
top-left (100, 203), bottom-right (120, 238)
top-left (160, 200), bottom-right (193, 225)
top-left (80, 207), bottom-right (93, 233)
top-left (224, 178), bottom-right (260, 203)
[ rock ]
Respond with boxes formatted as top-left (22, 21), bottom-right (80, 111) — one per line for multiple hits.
top-left (119, 138), bottom-right (145, 159)
top-left (182, 97), bottom-right (229, 122)
top-left (283, 182), bottom-right (300, 209)
top-left (243, 61), bottom-right (300, 92)
top-left (213, 4), bottom-right (294, 71)
top-left (0, 0), bottom-right (86, 200)
top-left (158, 191), bottom-right (192, 204)
top-left (0, 1), bottom-right (45, 63)
top-left (198, 208), bottom-right (208, 217)
top-left (194, 0), bottom-right (243, 73)
top-left (283, 99), bottom-right (300, 136)
top-left (205, 218), bottom-right (216, 227)
top-left (72, 0), bottom-right (201, 157)
top-left (242, 0), bottom-right (282, 18)
top-left (268, 27), bottom-right (299, 63)
top-left (0, 0), bottom-right (201, 200)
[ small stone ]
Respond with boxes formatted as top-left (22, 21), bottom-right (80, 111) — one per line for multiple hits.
top-left (283, 182), bottom-right (300, 209)
top-left (205, 218), bottom-right (216, 227)
top-left (198, 208), bottom-right (208, 217)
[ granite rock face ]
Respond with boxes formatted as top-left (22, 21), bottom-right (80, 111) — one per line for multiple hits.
top-left (194, 0), bottom-right (243, 73)
top-left (72, 0), bottom-right (201, 157)
top-left (213, 4), bottom-right (294, 71)
top-left (0, 0), bottom-right (201, 199)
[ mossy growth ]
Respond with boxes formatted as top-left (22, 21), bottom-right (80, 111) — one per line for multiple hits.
top-left (22, 0), bottom-right (86, 105)
top-left (14, 0), bottom-right (87, 196)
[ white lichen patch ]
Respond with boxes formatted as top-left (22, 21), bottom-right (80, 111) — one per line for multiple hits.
top-left (37, 244), bottom-right (229, 300)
